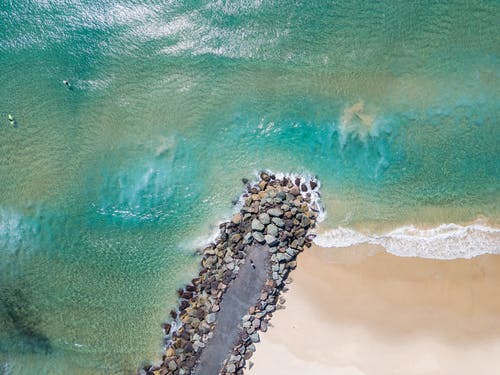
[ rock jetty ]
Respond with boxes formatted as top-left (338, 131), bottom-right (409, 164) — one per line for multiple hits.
top-left (140, 172), bottom-right (321, 375)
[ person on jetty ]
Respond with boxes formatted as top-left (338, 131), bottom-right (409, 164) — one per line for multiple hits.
top-left (250, 259), bottom-right (256, 269)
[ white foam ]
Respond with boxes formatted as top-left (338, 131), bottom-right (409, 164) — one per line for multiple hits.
top-left (314, 223), bottom-right (500, 259)
top-left (184, 221), bottom-right (224, 252)
top-left (0, 208), bottom-right (23, 254)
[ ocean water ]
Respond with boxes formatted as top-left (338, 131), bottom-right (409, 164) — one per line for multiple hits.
top-left (0, 0), bottom-right (499, 373)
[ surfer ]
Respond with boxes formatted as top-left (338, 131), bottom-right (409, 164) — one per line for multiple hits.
top-left (8, 114), bottom-right (17, 127)
top-left (62, 79), bottom-right (73, 90)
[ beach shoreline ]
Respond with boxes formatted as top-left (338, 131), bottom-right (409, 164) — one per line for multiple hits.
top-left (247, 243), bottom-right (500, 375)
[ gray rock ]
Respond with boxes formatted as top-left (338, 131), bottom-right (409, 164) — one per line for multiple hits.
top-left (243, 314), bottom-right (251, 321)
top-left (243, 232), bottom-right (253, 244)
top-left (266, 223), bottom-right (278, 237)
top-left (267, 208), bottom-right (284, 217)
top-left (295, 228), bottom-right (306, 237)
top-left (272, 217), bottom-right (285, 227)
top-left (276, 191), bottom-right (286, 201)
top-left (251, 218), bottom-right (265, 231)
top-left (230, 233), bottom-right (242, 243)
top-left (206, 313), bottom-right (216, 324)
top-left (276, 253), bottom-right (286, 262)
top-left (227, 262), bottom-right (235, 270)
top-left (193, 340), bottom-right (205, 350)
top-left (258, 213), bottom-right (271, 225)
top-left (252, 318), bottom-right (261, 329)
top-left (227, 363), bottom-right (236, 373)
top-left (256, 311), bottom-right (266, 319)
top-left (253, 231), bottom-right (265, 243)
top-left (264, 234), bottom-right (279, 246)
top-left (260, 320), bottom-right (268, 332)
top-left (281, 204), bottom-right (290, 211)
top-left (301, 215), bottom-right (311, 227)
top-left (249, 332), bottom-right (260, 343)
top-left (168, 360), bottom-right (177, 371)
top-left (230, 354), bottom-right (241, 363)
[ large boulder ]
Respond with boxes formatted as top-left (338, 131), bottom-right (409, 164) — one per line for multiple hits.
top-left (251, 219), bottom-right (265, 231)
top-left (252, 231), bottom-right (265, 243)
top-left (301, 215), bottom-right (311, 228)
top-left (205, 313), bottom-right (216, 324)
top-left (231, 213), bottom-right (242, 225)
top-left (267, 208), bottom-right (284, 217)
top-left (258, 212), bottom-right (271, 225)
top-left (266, 223), bottom-right (278, 237)
top-left (264, 234), bottom-right (279, 246)
top-left (249, 332), bottom-right (260, 343)
top-left (272, 217), bottom-right (285, 228)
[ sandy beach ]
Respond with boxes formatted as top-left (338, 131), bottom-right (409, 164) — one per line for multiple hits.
top-left (247, 243), bottom-right (500, 375)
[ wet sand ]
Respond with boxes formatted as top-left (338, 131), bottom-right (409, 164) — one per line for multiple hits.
top-left (247, 243), bottom-right (500, 375)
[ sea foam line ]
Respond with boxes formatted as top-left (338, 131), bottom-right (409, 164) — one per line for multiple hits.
top-left (314, 223), bottom-right (500, 259)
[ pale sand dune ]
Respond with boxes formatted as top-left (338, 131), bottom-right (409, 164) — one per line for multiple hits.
top-left (247, 244), bottom-right (500, 375)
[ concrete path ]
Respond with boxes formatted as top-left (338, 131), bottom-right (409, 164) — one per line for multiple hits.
top-left (192, 244), bottom-right (270, 375)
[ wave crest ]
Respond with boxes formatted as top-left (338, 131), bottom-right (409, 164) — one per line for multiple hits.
top-left (314, 223), bottom-right (500, 259)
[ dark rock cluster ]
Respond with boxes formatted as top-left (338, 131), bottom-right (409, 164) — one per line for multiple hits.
top-left (141, 172), bottom-right (320, 375)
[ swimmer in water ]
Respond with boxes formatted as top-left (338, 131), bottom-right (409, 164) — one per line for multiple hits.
top-left (8, 114), bottom-right (17, 127)
top-left (62, 79), bottom-right (75, 91)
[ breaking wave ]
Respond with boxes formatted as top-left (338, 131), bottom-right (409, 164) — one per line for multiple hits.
top-left (314, 222), bottom-right (500, 259)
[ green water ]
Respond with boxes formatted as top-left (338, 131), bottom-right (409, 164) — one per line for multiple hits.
top-left (1, 1), bottom-right (499, 373)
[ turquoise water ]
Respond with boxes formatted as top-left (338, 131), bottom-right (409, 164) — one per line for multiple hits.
top-left (1, 1), bottom-right (499, 373)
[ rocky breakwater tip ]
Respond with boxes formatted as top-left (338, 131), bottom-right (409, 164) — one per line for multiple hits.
top-left (140, 172), bottom-right (321, 375)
